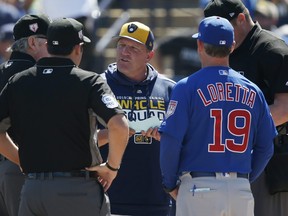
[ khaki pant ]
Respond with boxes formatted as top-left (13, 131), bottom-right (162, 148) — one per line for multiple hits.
top-left (176, 173), bottom-right (254, 216)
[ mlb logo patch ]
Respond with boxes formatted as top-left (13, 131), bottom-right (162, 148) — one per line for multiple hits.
top-left (78, 30), bottom-right (83, 40)
top-left (166, 100), bottom-right (178, 119)
top-left (29, 23), bottom-right (38, 32)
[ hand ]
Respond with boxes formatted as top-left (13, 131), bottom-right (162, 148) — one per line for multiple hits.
top-left (86, 163), bottom-right (117, 191)
top-left (141, 127), bottom-right (161, 141)
top-left (169, 187), bottom-right (179, 200)
top-left (129, 128), bottom-right (136, 137)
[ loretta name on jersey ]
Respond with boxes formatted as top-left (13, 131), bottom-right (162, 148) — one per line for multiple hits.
top-left (197, 82), bottom-right (256, 108)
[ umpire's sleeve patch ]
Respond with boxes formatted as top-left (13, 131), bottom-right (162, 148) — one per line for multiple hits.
top-left (165, 100), bottom-right (178, 119)
top-left (101, 94), bottom-right (119, 109)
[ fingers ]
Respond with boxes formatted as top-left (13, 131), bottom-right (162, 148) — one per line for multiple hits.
top-left (141, 127), bottom-right (161, 141)
top-left (128, 128), bottom-right (136, 137)
top-left (86, 164), bottom-right (116, 192)
top-left (97, 176), bottom-right (111, 192)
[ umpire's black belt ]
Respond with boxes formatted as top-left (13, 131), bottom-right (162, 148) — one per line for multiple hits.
top-left (190, 172), bottom-right (248, 179)
top-left (26, 171), bottom-right (97, 180)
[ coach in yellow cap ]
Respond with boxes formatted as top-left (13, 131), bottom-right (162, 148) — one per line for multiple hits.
top-left (99, 21), bottom-right (176, 215)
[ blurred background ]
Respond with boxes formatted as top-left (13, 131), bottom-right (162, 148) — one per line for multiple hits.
top-left (1, 0), bottom-right (288, 81)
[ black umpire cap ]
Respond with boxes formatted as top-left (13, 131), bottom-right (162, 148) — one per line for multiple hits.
top-left (204, 0), bottom-right (246, 21)
top-left (47, 17), bottom-right (91, 49)
top-left (13, 14), bottom-right (51, 40)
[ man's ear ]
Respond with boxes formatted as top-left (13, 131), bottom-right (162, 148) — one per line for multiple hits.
top-left (27, 36), bottom-right (37, 50)
top-left (147, 50), bottom-right (154, 61)
top-left (74, 44), bottom-right (83, 55)
top-left (197, 40), bottom-right (204, 51)
top-left (236, 13), bottom-right (246, 25)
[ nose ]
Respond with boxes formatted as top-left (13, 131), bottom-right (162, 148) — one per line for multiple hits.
top-left (121, 46), bottom-right (131, 55)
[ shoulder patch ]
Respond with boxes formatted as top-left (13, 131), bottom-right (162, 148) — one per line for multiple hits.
top-left (102, 94), bottom-right (119, 108)
top-left (165, 100), bottom-right (178, 119)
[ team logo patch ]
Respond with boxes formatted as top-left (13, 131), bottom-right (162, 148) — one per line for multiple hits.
top-left (134, 134), bottom-right (152, 144)
top-left (127, 23), bottom-right (138, 33)
top-left (219, 40), bottom-right (226, 45)
top-left (78, 30), bottom-right (83, 40)
top-left (43, 69), bottom-right (53, 74)
top-left (166, 100), bottom-right (178, 119)
top-left (102, 94), bottom-right (119, 108)
top-left (219, 70), bottom-right (228, 75)
top-left (29, 23), bottom-right (38, 32)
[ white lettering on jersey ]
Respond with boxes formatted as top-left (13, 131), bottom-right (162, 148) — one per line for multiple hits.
top-left (197, 82), bottom-right (256, 108)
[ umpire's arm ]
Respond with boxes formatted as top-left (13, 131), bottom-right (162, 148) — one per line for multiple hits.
top-left (0, 132), bottom-right (19, 165)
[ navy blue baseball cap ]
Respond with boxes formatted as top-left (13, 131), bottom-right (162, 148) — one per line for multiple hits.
top-left (192, 16), bottom-right (234, 47)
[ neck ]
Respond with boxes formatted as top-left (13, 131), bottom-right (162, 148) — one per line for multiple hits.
top-left (201, 57), bottom-right (230, 68)
top-left (121, 67), bottom-right (148, 82)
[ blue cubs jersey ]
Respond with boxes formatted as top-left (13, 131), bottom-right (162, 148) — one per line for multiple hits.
top-left (159, 66), bottom-right (277, 189)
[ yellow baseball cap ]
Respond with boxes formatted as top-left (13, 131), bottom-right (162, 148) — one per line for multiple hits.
top-left (115, 21), bottom-right (154, 50)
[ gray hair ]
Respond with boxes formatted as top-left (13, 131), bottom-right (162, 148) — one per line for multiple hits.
top-left (9, 37), bottom-right (29, 53)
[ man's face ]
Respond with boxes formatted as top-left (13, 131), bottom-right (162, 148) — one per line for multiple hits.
top-left (116, 37), bottom-right (150, 75)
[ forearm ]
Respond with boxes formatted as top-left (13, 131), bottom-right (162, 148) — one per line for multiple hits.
top-left (269, 93), bottom-right (288, 126)
top-left (107, 114), bottom-right (129, 168)
top-left (97, 129), bottom-right (108, 147)
top-left (0, 132), bottom-right (20, 165)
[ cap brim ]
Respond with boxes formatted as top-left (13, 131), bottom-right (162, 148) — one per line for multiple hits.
top-left (112, 35), bottom-right (145, 45)
top-left (192, 33), bottom-right (199, 39)
top-left (83, 35), bottom-right (91, 43)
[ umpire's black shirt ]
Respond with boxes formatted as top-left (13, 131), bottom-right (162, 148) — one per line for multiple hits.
top-left (0, 51), bottom-right (37, 144)
top-left (0, 57), bottom-right (124, 173)
top-left (0, 51), bottom-right (36, 91)
top-left (229, 22), bottom-right (288, 105)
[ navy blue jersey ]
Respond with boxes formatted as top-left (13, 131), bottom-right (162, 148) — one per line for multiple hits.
top-left (159, 66), bottom-right (277, 189)
top-left (100, 63), bottom-right (175, 215)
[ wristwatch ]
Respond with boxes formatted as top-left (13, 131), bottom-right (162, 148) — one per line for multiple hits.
top-left (105, 162), bottom-right (120, 171)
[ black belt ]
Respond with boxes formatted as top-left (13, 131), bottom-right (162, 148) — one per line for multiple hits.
top-left (190, 172), bottom-right (248, 179)
top-left (26, 171), bottom-right (97, 180)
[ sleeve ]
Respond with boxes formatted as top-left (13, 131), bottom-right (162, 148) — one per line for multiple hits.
top-left (262, 42), bottom-right (288, 95)
top-left (89, 75), bottom-right (124, 127)
top-left (0, 85), bottom-right (11, 132)
top-left (250, 94), bottom-right (277, 182)
top-left (159, 81), bottom-right (190, 188)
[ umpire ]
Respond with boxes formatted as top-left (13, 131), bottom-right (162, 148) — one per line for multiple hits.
top-left (0, 17), bottom-right (129, 216)
top-left (0, 14), bottom-right (51, 216)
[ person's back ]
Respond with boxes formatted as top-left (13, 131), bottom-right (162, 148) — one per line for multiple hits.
top-left (0, 13), bottom-right (51, 216)
top-left (159, 16), bottom-right (276, 216)
top-left (204, 1), bottom-right (288, 215)
top-left (0, 17), bottom-right (129, 216)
